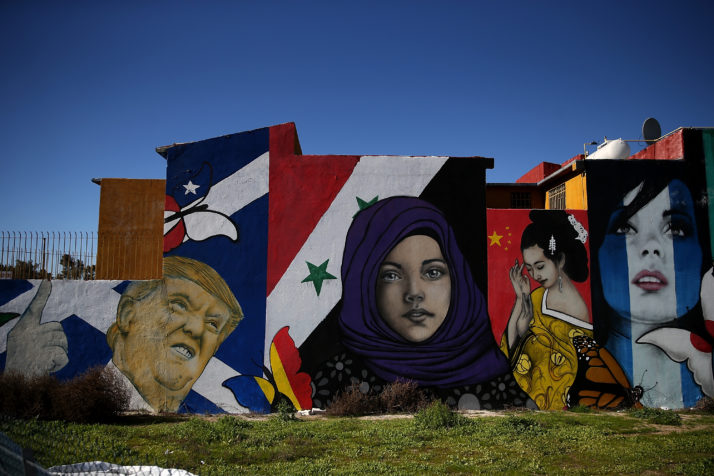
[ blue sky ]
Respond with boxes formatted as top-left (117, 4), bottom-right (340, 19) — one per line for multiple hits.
top-left (1, 1), bottom-right (713, 231)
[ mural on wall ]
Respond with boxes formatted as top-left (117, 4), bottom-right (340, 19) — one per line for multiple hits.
top-left (297, 197), bottom-right (531, 410)
top-left (0, 123), bottom-right (503, 413)
top-left (4, 123), bottom-right (714, 413)
top-left (0, 127), bottom-right (274, 414)
top-left (0, 260), bottom-right (249, 413)
top-left (1, 280), bottom-right (118, 385)
top-left (588, 159), bottom-right (714, 409)
top-left (487, 209), bottom-right (596, 409)
top-left (106, 256), bottom-right (243, 412)
top-left (158, 127), bottom-right (272, 412)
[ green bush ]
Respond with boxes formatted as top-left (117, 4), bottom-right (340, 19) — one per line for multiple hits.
top-left (275, 400), bottom-right (298, 422)
top-left (413, 400), bottom-right (466, 429)
top-left (629, 407), bottom-right (682, 426)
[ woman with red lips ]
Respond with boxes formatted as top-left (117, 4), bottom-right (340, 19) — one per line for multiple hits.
top-left (500, 210), bottom-right (592, 410)
top-left (594, 173), bottom-right (710, 408)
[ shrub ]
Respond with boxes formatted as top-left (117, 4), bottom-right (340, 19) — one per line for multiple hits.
top-left (378, 379), bottom-right (430, 413)
top-left (413, 400), bottom-right (466, 429)
top-left (629, 407), bottom-right (682, 426)
top-left (275, 400), bottom-right (298, 422)
top-left (694, 397), bottom-right (714, 413)
top-left (0, 366), bottom-right (129, 423)
top-left (327, 380), bottom-right (432, 417)
top-left (326, 384), bottom-right (379, 417)
top-left (568, 404), bottom-right (593, 414)
top-left (53, 366), bottom-right (130, 423)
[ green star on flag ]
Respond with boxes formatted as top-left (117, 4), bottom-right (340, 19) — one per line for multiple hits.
top-left (301, 260), bottom-right (337, 296)
top-left (354, 196), bottom-right (378, 217)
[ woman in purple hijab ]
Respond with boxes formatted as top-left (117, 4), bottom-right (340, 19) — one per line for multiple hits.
top-left (312, 196), bottom-right (530, 410)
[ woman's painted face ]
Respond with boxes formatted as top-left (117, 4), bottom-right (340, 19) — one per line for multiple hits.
top-left (598, 179), bottom-right (702, 323)
top-left (523, 245), bottom-right (561, 289)
top-left (376, 235), bottom-right (451, 342)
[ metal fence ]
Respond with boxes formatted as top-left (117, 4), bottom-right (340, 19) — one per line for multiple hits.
top-left (0, 231), bottom-right (97, 280)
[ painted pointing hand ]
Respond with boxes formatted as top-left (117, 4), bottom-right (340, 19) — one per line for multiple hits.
top-left (5, 280), bottom-right (69, 376)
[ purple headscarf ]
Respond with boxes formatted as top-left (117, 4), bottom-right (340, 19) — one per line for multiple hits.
top-left (338, 196), bottom-right (509, 388)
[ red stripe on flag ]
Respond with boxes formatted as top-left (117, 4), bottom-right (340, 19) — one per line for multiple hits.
top-left (267, 123), bottom-right (359, 295)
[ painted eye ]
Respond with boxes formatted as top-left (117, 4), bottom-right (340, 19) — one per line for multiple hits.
top-left (664, 220), bottom-right (691, 238)
top-left (206, 320), bottom-right (220, 331)
top-left (380, 270), bottom-right (401, 282)
top-left (169, 300), bottom-right (187, 313)
top-left (424, 268), bottom-right (444, 280)
top-left (614, 223), bottom-right (636, 235)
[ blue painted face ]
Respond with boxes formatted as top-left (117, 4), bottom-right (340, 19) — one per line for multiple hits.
top-left (598, 179), bottom-right (702, 324)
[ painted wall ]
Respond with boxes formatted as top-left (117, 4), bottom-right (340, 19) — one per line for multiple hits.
top-left (2, 124), bottom-right (713, 413)
top-left (563, 174), bottom-right (587, 210)
top-left (586, 158), bottom-right (714, 409)
top-left (487, 209), bottom-right (593, 409)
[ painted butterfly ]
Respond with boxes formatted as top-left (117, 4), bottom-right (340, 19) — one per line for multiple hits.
top-left (164, 162), bottom-right (240, 252)
top-left (566, 335), bottom-right (643, 410)
top-left (223, 326), bottom-right (313, 413)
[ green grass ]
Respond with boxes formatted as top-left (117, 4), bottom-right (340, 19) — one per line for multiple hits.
top-left (3, 410), bottom-right (714, 475)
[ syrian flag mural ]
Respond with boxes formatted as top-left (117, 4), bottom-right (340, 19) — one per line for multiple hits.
top-left (159, 123), bottom-right (496, 412)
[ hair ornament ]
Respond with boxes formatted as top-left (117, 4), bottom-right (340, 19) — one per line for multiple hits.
top-left (548, 235), bottom-right (556, 254)
top-left (568, 214), bottom-right (588, 244)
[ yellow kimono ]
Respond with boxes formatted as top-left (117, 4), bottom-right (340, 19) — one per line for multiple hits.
top-left (500, 287), bottom-right (593, 410)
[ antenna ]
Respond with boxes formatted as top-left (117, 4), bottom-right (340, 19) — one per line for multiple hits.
top-left (642, 117), bottom-right (661, 144)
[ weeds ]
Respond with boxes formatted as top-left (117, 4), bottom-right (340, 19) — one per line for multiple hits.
top-left (274, 400), bottom-right (298, 422)
top-left (694, 396), bottom-right (714, 413)
top-left (2, 411), bottom-right (714, 474)
top-left (629, 406), bottom-right (682, 426)
top-left (497, 415), bottom-right (545, 435)
top-left (413, 400), bottom-right (466, 429)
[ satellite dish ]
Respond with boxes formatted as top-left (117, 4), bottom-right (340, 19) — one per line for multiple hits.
top-left (642, 117), bottom-right (661, 143)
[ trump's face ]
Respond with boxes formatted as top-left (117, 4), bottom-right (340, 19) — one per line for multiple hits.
top-left (120, 277), bottom-right (230, 400)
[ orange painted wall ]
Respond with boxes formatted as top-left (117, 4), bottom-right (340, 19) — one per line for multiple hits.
top-left (544, 170), bottom-right (587, 210)
top-left (564, 173), bottom-right (587, 209)
top-left (96, 178), bottom-right (165, 279)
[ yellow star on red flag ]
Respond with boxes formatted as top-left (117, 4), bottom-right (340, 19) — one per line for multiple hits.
top-left (488, 231), bottom-right (503, 246)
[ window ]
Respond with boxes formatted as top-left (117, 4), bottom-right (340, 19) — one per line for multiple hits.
top-left (510, 192), bottom-right (532, 209)
top-left (548, 183), bottom-right (566, 210)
